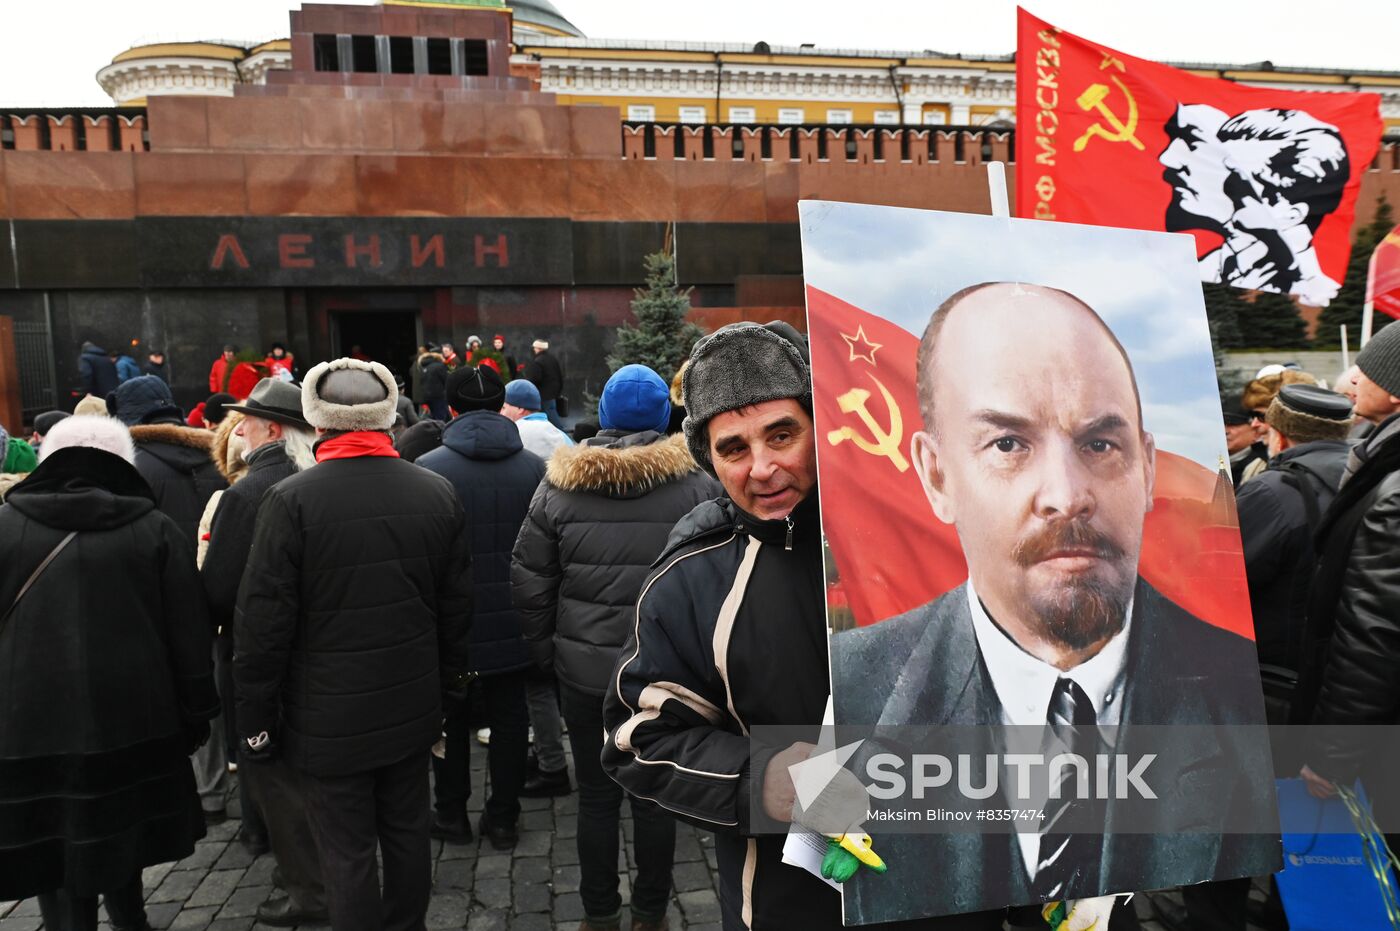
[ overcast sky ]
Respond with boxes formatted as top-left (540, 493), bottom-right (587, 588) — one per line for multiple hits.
top-left (1, 0), bottom-right (1397, 108)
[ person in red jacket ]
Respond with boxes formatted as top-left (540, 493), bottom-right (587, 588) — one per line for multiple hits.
top-left (209, 345), bottom-right (236, 393)
top-left (264, 343), bottom-right (296, 381)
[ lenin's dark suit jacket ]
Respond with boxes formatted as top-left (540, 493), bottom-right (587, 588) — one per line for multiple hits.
top-left (829, 578), bottom-right (1280, 924)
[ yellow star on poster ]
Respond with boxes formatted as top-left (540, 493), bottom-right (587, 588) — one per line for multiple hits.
top-left (841, 325), bottom-right (882, 366)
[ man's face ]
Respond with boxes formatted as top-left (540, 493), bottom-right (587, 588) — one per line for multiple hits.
top-left (501, 403), bottom-right (526, 422)
top-left (911, 285), bottom-right (1155, 659)
top-left (1354, 370), bottom-right (1400, 423)
top-left (494, 338), bottom-right (505, 350)
top-left (1160, 104), bottom-right (1233, 232)
top-left (1224, 421), bottom-right (1256, 454)
top-left (1249, 409), bottom-right (1270, 441)
top-left (234, 414), bottom-right (281, 453)
top-left (708, 399), bottom-right (817, 521)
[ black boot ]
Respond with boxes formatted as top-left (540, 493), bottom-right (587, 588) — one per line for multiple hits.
top-left (520, 765), bottom-right (572, 798)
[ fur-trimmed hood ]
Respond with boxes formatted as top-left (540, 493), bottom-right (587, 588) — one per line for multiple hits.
top-left (208, 412), bottom-right (248, 484)
top-left (129, 423), bottom-right (215, 452)
top-left (302, 358), bottom-right (399, 432)
top-left (546, 431), bottom-right (699, 497)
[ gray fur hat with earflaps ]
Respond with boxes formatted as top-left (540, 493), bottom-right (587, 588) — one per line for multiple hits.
top-left (681, 322), bottom-right (812, 476)
top-left (302, 358), bottom-right (399, 432)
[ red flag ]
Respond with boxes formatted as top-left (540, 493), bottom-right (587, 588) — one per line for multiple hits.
top-left (1015, 9), bottom-right (1383, 307)
top-left (809, 285), bottom-right (1254, 640)
top-left (1368, 226), bottom-right (1400, 320)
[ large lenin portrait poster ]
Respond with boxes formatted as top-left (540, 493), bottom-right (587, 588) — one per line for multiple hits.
top-left (802, 201), bottom-right (1279, 923)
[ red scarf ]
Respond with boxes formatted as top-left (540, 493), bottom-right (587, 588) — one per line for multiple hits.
top-left (314, 432), bottom-right (400, 462)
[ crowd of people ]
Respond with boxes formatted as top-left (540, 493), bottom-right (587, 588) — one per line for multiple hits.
top-left (3, 318), bottom-right (1400, 931)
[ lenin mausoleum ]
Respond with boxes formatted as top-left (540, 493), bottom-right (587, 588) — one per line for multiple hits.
top-left (1, 0), bottom-right (1399, 417)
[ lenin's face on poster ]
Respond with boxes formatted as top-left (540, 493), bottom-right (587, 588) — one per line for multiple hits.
top-left (910, 284), bottom-right (1156, 656)
top-left (1159, 103), bottom-right (1232, 233)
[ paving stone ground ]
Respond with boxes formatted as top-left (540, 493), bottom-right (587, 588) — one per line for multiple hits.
top-left (0, 730), bottom-right (1274, 931)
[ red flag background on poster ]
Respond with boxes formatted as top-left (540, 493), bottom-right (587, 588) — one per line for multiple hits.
top-left (1014, 8), bottom-right (1383, 307)
top-left (809, 285), bottom-right (1254, 640)
top-left (1369, 226), bottom-right (1400, 320)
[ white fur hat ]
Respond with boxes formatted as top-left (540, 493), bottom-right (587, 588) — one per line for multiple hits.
top-left (302, 358), bottom-right (399, 432)
top-left (39, 415), bottom-right (136, 464)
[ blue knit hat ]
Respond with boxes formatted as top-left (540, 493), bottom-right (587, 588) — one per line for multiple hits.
top-left (504, 379), bottom-right (541, 412)
top-left (599, 365), bottom-right (671, 435)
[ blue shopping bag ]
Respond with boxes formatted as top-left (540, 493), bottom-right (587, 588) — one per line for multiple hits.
top-left (1274, 777), bottom-right (1394, 930)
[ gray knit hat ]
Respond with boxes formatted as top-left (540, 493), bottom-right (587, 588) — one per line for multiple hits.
top-left (302, 358), bottom-right (398, 432)
top-left (681, 322), bottom-right (812, 475)
top-left (1357, 323), bottom-right (1400, 398)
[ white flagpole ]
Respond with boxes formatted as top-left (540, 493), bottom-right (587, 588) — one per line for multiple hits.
top-left (987, 162), bottom-right (1010, 219)
top-left (1361, 247), bottom-right (1379, 347)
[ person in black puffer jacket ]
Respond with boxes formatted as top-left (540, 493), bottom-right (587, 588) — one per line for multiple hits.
top-left (416, 365), bottom-right (546, 850)
top-left (108, 375), bottom-right (227, 543)
top-left (233, 359), bottom-right (474, 931)
top-left (513, 364), bottom-right (719, 931)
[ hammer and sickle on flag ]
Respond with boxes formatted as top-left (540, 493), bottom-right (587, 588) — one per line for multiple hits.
top-left (1073, 75), bottom-right (1145, 152)
top-left (826, 374), bottom-right (910, 472)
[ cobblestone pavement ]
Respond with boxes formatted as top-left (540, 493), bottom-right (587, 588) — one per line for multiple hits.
top-left (0, 735), bottom-right (726, 931)
top-left (0, 738), bottom-right (1274, 931)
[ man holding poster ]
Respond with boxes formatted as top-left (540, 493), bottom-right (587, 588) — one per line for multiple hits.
top-left (804, 201), bottom-right (1280, 924)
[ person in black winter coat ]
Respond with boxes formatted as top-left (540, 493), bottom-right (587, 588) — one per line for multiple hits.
top-left (234, 359), bottom-right (474, 931)
top-left (523, 339), bottom-right (565, 428)
top-left (418, 349), bottom-right (450, 421)
top-left (513, 364), bottom-right (718, 931)
top-left (142, 349), bottom-right (172, 384)
top-left (1298, 326), bottom-right (1400, 852)
top-left (202, 379), bottom-right (327, 926)
top-left (108, 375), bottom-right (228, 543)
top-left (0, 416), bottom-right (219, 930)
top-left (78, 340), bottom-right (120, 399)
top-left (417, 365), bottom-right (545, 850)
top-left (1236, 386), bottom-right (1354, 686)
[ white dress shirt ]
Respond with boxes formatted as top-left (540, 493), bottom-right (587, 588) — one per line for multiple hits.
top-left (965, 579), bottom-right (1132, 880)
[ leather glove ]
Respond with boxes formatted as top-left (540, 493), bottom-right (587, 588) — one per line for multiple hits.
top-left (241, 729), bottom-right (279, 764)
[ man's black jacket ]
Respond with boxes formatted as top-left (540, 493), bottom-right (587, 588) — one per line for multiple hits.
top-left (416, 410), bottom-right (544, 676)
top-left (1235, 440), bottom-right (1350, 670)
top-left (233, 453), bottom-right (473, 777)
top-left (201, 442), bottom-right (298, 632)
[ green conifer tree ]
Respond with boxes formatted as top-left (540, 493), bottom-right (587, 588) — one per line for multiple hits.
top-left (1317, 194), bottom-right (1395, 346)
top-left (607, 251), bottom-right (706, 384)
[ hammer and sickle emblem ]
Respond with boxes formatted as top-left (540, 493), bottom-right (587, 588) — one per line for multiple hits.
top-left (1072, 75), bottom-right (1144, 153)
top-left (826, 374), bottom-right (909, 472)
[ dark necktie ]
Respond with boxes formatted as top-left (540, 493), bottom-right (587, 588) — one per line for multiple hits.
top-left (1033, 677), bottom-right (1103, 901)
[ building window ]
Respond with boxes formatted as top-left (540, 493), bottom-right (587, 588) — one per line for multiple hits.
top-left (679, 106), bottom-right (707, 124)
top-left (923, 111), bottom-right (948, 125)
top-left (462, 39), bottom-right (489, 76)
top-left (313, 34), bottom-right (340, 71)
top-left (778, 108), bottom-right (805, 124)
top-left (350, 34), bottom-right (378, 73)
top-left (389, 36), bottom-right (414, 74)
top-left (826, 109), bottom-right (852, 124)
top-left (728, 107), bottom-right (756, 123)
top-left (627, 105), bottom-right (656, 122)
top-left (426, 37), bottom-right (452, 75)
top-left (873, 110), bottom-right (900, 125)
